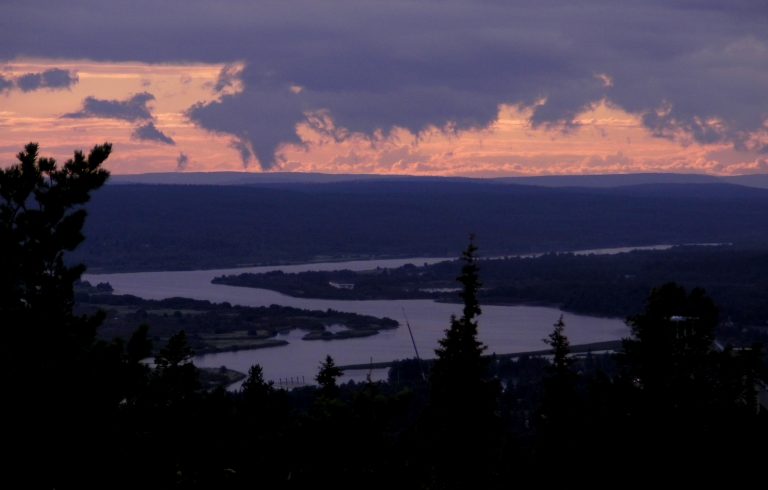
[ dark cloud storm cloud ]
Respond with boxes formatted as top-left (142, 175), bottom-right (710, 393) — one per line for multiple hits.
top-left (132, 122), bottom-right (175, 145)
top-left (3, 0), bottom-right (767, 167)
top-left (63, 92), bottom-right (155, 121)
top-left (186, 82), bottom-right (305, 169)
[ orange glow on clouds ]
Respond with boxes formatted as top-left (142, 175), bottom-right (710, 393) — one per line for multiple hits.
top-left (1, 59), bottom-right (766, 176)
top-left (282, 103), bottom-right (768, 176)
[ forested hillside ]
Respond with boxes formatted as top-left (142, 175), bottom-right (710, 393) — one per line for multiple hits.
top-left (76, 181), bottom-right (768, 271)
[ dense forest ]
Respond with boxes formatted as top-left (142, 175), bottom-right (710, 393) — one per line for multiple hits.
top-left (74, 180), bottom-right (768, 271)
top-left (2, 144), bottom-right (767, 488)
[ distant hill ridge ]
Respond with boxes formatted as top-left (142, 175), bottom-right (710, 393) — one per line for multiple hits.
top-left (109, 171), bottom-right (768, 189)
top-left (76, 179), bottom-right (768, 272)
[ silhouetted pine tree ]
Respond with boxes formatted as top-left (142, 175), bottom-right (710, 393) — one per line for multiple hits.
top-left (152, 330), bottom-right (200, 405)
top-left (426, 237), bottom-right (501, 489)
top-left (536, 316), bottom-right (581, 472)
top-left (615, 282), bottom-right (763, 477)
top-left (316, 354), bottom-right (343, 398)
top-left (546, 315), bottom-right (573, 375)
top-left (242, 364), bottom-right (273, 401)
top-left (622, 283), bottom-right (718, 416)
top-left (1, 143), bottom-right (110, 374)
top-left (0, 143), bottom-right (115, 486)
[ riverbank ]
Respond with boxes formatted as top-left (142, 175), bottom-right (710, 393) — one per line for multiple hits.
top-left (84, 256), bottom-right (629, 384)
top-left (337, 340), bottom-right (624, 371)
top-left (76, 289), bottom-right (400, 356)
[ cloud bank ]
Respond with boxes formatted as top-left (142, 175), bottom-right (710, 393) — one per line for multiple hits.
top-left (16, 68), bottom-right (79, 92)
top-left (0, 68), bottom-right (78, 93)
top-left (3, 0), bottom-right (767, 169)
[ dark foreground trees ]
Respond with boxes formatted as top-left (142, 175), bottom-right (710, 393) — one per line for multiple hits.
top-left (613, 283), bottom-right (764, 475)
top-left (0, 143), bottom-right (118, 485)
top-left (0, 144), bottom-right (196, 487)
top-left (1, 142), bottom-right (110, 366)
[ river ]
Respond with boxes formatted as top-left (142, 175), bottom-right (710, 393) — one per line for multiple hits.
top-left (85, 255), bottom-right (631, 386)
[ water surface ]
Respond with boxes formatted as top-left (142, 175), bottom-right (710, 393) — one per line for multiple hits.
top-left (86, 256), bottom-right (628, 385)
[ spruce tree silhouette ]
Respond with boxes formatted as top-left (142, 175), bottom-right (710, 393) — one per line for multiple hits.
top-left (536, 316), bottom-right (580, 471)
top-left (242, 364), bottom-right (274, 401)
top-left (426, 236), bottom-right (500, 489)
top-left (430, 237), bottom-right (488, 404)
top-left (545, 315), bottom-right (573, 376)
top-left (617, 282), bottom-right (762, 478)
top-left (316, 354), bottom-right (343, 398)
top-left (152, 330), bottom-right (200, 405)
top-left (622, 282), bottom-right (718, 413)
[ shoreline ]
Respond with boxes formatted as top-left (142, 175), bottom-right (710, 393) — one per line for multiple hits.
top-left (83, 253), bottom-right (454, 275)
top-left (82, 242), bottom-right (718, 275)
top-left (337, 340), bottom-right (625, 371)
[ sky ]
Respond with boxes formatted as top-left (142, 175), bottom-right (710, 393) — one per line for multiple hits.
top-left (1, 0), bottom-right (767, 176)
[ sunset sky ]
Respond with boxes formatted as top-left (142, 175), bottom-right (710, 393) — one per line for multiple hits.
top-left (1, 1), bottom-right (766, 176)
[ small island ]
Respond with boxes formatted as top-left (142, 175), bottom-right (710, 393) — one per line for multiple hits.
top-left (211, 265), bottom-right (444, 301)
top-left (76, 282), bottom-right (399, 355)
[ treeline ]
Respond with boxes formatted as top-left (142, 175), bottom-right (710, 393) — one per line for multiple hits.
top-left (74, 180), bottom-right (768, 271)
top-left (477, 245), bottom-right (768, 326)
top-left (212, 266), bottom-right (439, 300)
